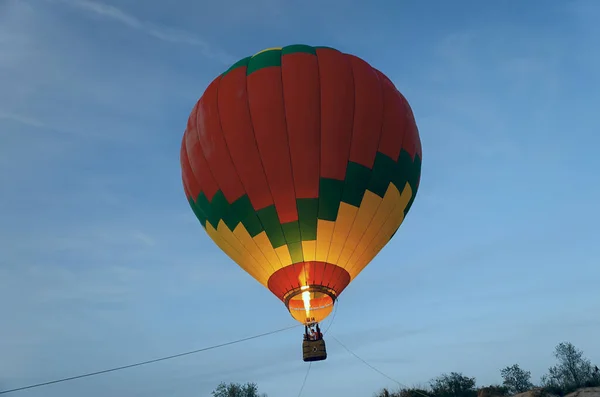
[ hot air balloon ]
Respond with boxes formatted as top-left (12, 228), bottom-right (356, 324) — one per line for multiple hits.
top-left (180, 44), bottom-right (422, 362)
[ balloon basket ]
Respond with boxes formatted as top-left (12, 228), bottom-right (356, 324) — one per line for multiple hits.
top-left (302, 338), bottom-right (327, 362)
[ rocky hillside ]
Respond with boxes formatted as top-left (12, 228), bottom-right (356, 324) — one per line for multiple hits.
top-left (508, 387), bottom-right (600, 397)
top-left (564, 388), bottom-right (600, 397)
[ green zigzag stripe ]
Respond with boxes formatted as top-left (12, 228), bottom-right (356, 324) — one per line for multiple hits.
top-left (188, 150), bottom-right (421, 263)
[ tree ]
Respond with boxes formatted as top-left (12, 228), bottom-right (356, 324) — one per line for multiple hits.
top-left (477, 384), bottom-right (509, 397)
top-left (501, 364), bottom-right (534, 394)
top-left (211, 382), bottom-right (266, 397)
top-left (430, 372), bottom-right (477, 397)
top-left (540, 342), bottom-right (596, 394)
top-left (401, 387), bottom-right (434, 397)
top-left (374, 388), bottom-right (399, 397)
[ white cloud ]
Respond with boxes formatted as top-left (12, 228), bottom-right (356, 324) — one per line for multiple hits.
top-left (410, 23), bottom-right (569, 172)
top-left (0, 111), bottom-right (45, 129)
top-left (0, 0), bottom-right (220, 147)
top-left (48, 0), bottom-right (235, 64)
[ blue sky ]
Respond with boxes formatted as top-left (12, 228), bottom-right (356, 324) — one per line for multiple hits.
top-left (1, 0), bottom-right (599, 396)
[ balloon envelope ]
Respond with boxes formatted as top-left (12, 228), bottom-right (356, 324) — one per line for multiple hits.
top-left (180, 44), bottom-right (422, 324)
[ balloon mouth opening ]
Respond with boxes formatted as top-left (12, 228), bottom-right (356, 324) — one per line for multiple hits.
top-left (283, 286), bottom-right (336, 325)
